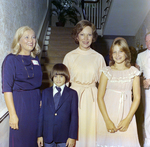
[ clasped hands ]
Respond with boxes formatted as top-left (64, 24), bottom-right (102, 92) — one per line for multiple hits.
top-left (106, 118), bottom-right (130, 133)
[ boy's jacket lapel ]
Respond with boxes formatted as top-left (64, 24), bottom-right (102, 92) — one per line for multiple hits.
top-left (48, 87), bottom-right (55, 112)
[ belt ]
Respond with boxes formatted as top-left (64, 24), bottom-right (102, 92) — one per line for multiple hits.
top-left (107, 89), bottom-right (129, 124)
top-left (71, 82), bottom-right (96, 108)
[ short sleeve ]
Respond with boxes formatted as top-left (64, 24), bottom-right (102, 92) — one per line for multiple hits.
top-left (98, 55), bottom-right (106, 81)
top-left (101, 66), bottom-right (112, 79)
top-left (129, 66), bottom-right (141, 78)
top-left (2, 54), bottom-right (16, 93)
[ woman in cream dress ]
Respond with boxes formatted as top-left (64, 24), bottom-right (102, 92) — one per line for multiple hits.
top-left (63, 20), bottom-right (106, 147)
top-left (97, 38), bottom-right (141, 146)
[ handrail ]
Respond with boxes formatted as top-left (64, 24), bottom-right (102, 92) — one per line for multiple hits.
top-left (81, 0), bottom-right (112, 36)
top-left (0, 111), bottom-right (9, 123)
top-left (84, 0), bottom-right (99, 3)
top-left (81, 0), bottom-right (86, 19)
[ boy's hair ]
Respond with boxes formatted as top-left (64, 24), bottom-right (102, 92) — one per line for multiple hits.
top-left (51, 63), bottom-right (70, 83)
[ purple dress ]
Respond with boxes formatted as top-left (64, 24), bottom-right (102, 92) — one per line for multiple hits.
top-left (2, 54), bottom-right (42, 147)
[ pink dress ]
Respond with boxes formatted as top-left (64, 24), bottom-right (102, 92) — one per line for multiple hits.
top-left (97, 66), bottom-right (141, 147)
top-left (63, 47), bottom-right (106, 147)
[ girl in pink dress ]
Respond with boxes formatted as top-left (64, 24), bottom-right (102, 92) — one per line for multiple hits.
top-left (97, 38), bottom-right (141, 146)
top-left (63, 20), bottom-right (106, 147)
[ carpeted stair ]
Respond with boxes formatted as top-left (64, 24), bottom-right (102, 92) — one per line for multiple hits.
top-left (40, 26), bottom-right (78, 90)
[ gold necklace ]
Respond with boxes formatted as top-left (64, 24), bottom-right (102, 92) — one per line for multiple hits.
top-left (22, 56), bottom-right (34, 78)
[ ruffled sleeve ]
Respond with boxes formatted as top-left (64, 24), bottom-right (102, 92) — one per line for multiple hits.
top-left (101, 66), bottom-right (141, 83)
top-left (101, 66), bottom-right (112, 79)
top-left (129, 66), bottom-right (141, 78)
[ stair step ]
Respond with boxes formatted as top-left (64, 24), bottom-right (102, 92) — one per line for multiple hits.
top-left (44, 63), bottom-right (56, 72)
top-left (50, 39), bottom-right (73, 43)
top-left (42, 71), bottom-right (50, 80)
top-left (49, 41), bottom-right (76, 45)
top-left (49, 34), bottom-right (74, 41)
top-left (49, 57), bottom-right (63, 64)
top-left (40, 81), bottom-right (51, 90)
top-left (47, 50), bottom-right (70, 57)
top-left (48, 45), bottom-right (77, 50)
top-left (40, 27), bottom-right (76, 91)
top-left (51, 27), bottom-right (73, 34)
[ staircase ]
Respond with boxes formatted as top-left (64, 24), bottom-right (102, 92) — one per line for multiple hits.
top-left (40, 27), bottom-right (78, 90)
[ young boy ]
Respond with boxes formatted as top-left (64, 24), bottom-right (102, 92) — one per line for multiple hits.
top-left (37, 63), bottom-right (78, 147)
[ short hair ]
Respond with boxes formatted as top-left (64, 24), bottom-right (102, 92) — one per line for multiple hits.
top-left (11, 26), bottom-right (41, 58)
top-left (51, 63), bottom-right (70, 83)
top-left (72, 20), bottom-right (98, 44)
top-left (109, 38), bottom-right (131, 68)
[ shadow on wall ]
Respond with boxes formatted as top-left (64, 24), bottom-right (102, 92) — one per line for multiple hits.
top-left (91, 36), bottom-right (109, 64)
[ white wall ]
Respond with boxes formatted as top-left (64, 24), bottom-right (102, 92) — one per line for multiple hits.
top-left (135, 10), bottom-right (150, 50)
top-left (0, 0), bottom-right (47, 116)
top-left (0, 0), bottom-right (48, 146)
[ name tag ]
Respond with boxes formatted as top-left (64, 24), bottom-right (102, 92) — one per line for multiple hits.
top-left (32, 60), bottom-right (39, 65)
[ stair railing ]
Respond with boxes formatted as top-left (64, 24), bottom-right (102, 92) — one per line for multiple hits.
top-left (81, 0), bottom-right (112, 36)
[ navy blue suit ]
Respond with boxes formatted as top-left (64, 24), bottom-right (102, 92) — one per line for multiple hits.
top-left (38, 86), bottom-right (78, 144)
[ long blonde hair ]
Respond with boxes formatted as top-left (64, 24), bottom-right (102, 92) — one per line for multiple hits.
top-left (11, 26), bottom-right (41, 58)
top-left (109, 38), bottom-right (131, 67)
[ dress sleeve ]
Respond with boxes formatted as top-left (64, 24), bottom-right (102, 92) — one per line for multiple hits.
top-left (98, 55), bottom-right (106, 82)
top-left (2, 55), bottom-right (15, 93)
top-left (63, 53), bottom-right (71, 86)
top-left (63, 53), bottom-right (71, 71)
top-left (129, 66), bottom-right (141, 78)
top-left (100, 66), bottom-right (113, 80)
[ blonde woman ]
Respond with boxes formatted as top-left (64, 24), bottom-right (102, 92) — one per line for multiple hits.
top-left (2, 26), bottom-right (42, 147)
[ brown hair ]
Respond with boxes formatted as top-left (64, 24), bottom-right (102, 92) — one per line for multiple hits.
top-left (109, 38), bottom-right (131, 67)
top-left (11, 26), bottom-right (40, 58)
top-left (72, 20), bottom-right (98, 44)
top-left (51, 63), bottom-right (70, 83)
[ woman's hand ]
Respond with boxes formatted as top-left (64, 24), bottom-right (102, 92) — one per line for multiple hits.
top-left (66, 138), bottom-right (76, 147)
top-left (37, 137), bottom-right (43, 147)
top-left (9, 114), bottom-right (19, 130)
top-left (4, 92), bottom-right (19, 130)
top-left (117, 117), bottom-right (131, 132)
top-left (105, 119), bottom-right (117, 133)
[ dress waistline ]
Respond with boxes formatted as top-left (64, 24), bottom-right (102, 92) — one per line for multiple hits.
top-left (71, 82), bottom-right (96, 108)
top-left (13, 88), bottom-right (39, 92)
top-left (71, 82), bottom-right (95, 88)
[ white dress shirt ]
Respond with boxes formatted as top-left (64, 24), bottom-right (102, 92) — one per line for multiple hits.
top-left (53, 84), bottom-right (65, 96)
